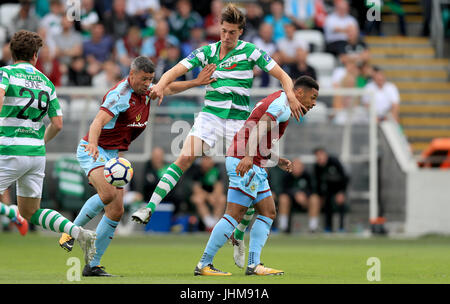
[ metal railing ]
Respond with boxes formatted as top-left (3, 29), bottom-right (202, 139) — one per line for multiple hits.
top-left (431, 0), bottom-right (450, 58)
top-left (52, 86), bottom-right (379, 221)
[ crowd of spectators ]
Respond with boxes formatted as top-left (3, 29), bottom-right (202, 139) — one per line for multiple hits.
top-left (0, 0), bottom-right (404, 125)
top-left (0, 0), bottom-right (407, 233)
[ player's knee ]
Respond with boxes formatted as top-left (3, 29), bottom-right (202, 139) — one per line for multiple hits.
top-left (98, 191), bottom-right (116, 204)
top-left (177, 154), bottom-right (197, 169)
top-left (260, 208), bottom-right (276, 221)
top-left (107, 205), bottom-right (124, 221)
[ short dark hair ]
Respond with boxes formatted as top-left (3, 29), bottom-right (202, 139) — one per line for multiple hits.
top-left (10, 30), bottom-right (43, 62)
top-left (294, 75), bottom-right (319, 91)
top-left (221, 3), bottom-right (246, 29)
top-left (130, 56), bottom-right (155, 74)
top-left (313, 147), bottom-right (326, 154)
top-left (372, 65), bottom-right (382, 72)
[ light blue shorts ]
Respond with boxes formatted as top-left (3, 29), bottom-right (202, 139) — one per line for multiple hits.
top-left (77, 140), bottom-right (119, 176)
top-left (225, 156), bottom-right (272, 207)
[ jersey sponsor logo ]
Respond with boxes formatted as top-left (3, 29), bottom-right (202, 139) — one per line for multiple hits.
top-left (25, 66), bottom-right (35, 74)
top-left (218, 55), bottom-right (240, 69)
top-left (223, 63), bottom-right (238, 70)
top-left (127, 121), bottom-right (147, 128)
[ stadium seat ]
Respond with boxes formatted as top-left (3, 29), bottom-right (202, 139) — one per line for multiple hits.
top-left (303, 101), bottom-right (328, 123)
top-left (294, 30), bottom-right (325, 52)
top-left (0, 4), bottom-right (20, 29)
top-left (306, 52), bottom-right (336, 79)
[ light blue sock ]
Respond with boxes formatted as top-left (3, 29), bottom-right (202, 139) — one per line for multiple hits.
top-left (73, 194), bottom-right (105, 227)
top-left (248, 215), bottom-right (273, 267)
top-left (199, 214), bottom-right (238, 267)
top-left (89, 215), bottom-right (119, 267)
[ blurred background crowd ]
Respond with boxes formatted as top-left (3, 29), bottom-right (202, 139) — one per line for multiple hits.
top-left (0, 0), bottom-right (444, 235)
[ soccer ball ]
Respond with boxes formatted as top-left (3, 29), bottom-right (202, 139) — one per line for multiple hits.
top-left (104, 157), bottom-right (133, 187)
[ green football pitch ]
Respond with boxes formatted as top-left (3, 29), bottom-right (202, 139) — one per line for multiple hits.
top-left (1, 232), bottom-right (450, 284)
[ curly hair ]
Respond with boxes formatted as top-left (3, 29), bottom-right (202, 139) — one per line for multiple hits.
top-left (9, 30), bottom-right (43, 62)
top-left (221, 3), bottom-right (246, 29)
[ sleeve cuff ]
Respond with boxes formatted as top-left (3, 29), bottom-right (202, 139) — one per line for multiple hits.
top-left (265, 112), bottom-right (278, 122)
top-left (100, 106), bottom-right (115, 117)
top-left (180, 59), bottom-right (193, 70)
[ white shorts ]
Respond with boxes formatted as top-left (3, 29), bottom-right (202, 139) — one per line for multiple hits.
top-left (0, 155), bottom-right (45, 198)
top-left (188, 112), bottom-right (245, 155)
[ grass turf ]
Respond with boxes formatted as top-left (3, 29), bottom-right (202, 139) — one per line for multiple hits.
top-left (1, 232), bottom-right (450, 284)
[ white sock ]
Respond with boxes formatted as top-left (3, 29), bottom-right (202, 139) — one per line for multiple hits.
top-left (309, 216), bottom-right (319, 231)
top-left (278, 215), bottom-right (289, 231)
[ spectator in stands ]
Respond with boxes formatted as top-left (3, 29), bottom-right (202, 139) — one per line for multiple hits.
top-left (142, 147), bottom-right (184, 212)
top-left (67, 56), bottom-right (92, 86)
top-left (331, 55), bottom-right (359, 88)
top-left (142, 19), bottom-right (180, 63)
top-left (126, 0), bottom-right (161, 28)
top-left (313, 147), bottom-right (349, 232)
top-left (258, 0), bottom-right (274, 16)
top-left (0, 42), bottom-right (12, 67)
top-left (284, 0), bottom-right (327, 30)
top-left (332, 72), bottom-right (368, 125)
top-left (92, 60), bottom-right (122, 89)
top-left (36, 45), bottom-right (62, 87)
top-left (190, 156), bottom-right (226, 232)
top-left (9, 0), bottom-right (40, 34)
top-left (277, 158), bottom-right (321, 233)
top-left (80, 0), bottom-right (100, 38)
top-left (82, 23), bottom-right (113, 80)
top-left (336, 24), bottom-right (370, 65)
top-left (39, 0), bottom-right (64, 44)
top-left (103, 0), bottom-right (137, 42)
top-left (180, 25), bottom-right (207, 79)
top-left (204, 0), bottom-right (223, 42)
top-left (277, 22), bottom-right (309, 67)
top-left (53, 16), bottom-right (84, 68)
top-left (115, 26), bottom-right (143, 76)
top-left (323, 0), bottom-right (359, 57)
top-left (242, 2), bottom-right (263, 42)
top-left (252, 22), bottom-right (280, 87)
top-left (287, 48), bottom-right (317, 81)
top-left (263, 0), bottom-right (292, 42)
top-left (155, 42), bottom-right (185, 82)
top-left (83, 23), bottom-right (114, 64)
top-left (362, 66), bottom-right (401, 123)
top-left (168, 0), bottom-right (203, 43)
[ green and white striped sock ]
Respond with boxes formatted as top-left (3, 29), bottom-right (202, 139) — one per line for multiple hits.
top-left (146, 163), bottom-right (183, 212)
top-left (234, 207), bottom-right (256, 241)
top-left (0, 202), bottom-right (17, 220)
top-left (30, 209), bottom-right (80, 239)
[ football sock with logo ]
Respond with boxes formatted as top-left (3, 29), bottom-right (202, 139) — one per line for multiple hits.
top-left (199, 214), bottom-right (238, 267)
top-left (0, 202), bottom-right (17, 220)
top-left (30, 209), bottom-right (80, 239)
top-left (248, 215), bottom-right (273, 267)
top-left (73, 194), bottom-right (105, 227)
top-left (89, 215), bottom-right (119, 267)
top-left (233, 207), bottom-right (255, 241)
top-left (146, 163), bottom-right (183, 212)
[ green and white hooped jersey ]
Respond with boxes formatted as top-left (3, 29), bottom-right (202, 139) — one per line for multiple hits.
top-left (180, 40), bottom-right (276, 120)
top-left (0, 62), bottom-right (62, 156)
